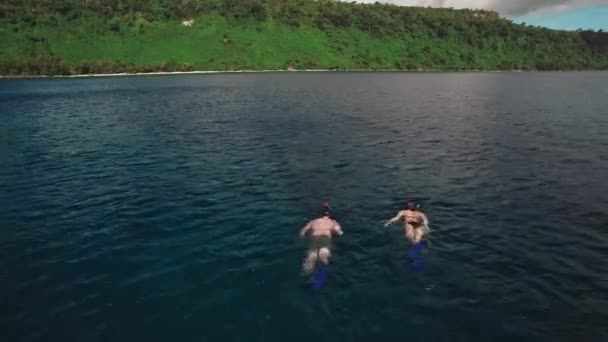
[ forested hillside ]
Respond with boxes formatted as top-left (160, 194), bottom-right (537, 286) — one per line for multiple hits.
top-left (1, 0), bottom-right (607, 76)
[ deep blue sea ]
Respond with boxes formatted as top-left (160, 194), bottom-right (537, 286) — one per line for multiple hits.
top-left (1, 72), bottom-right (607, 342)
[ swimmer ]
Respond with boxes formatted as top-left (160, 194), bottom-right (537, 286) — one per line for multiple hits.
top-left (384, 201), bottom-right (430, 244)
top-left (299, 202), bottom-right (343, 275)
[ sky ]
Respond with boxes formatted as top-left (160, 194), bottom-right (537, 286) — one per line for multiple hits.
top-left (356, 1), bottom-right (608, 31)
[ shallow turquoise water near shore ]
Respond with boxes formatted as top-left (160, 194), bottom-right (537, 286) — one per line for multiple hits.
top-left (1, 72), bottom-right (607, 342)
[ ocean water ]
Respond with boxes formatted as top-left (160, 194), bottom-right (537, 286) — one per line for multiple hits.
top-left (1, 72), bottom-right (607, 342)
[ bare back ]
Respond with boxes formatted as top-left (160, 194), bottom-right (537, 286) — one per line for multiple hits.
top-left (399, 210), bottom-right (429, 243)
top-left (402, 209), bottom-right (421, 223)
top-left (304, 217), bottom-right (343, 238)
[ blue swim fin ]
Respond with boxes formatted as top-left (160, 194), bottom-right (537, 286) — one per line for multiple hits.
top-left (312, 265), bottom-right (328, 290)
top-left (408, 241), bottom-right (424, 258)
top-left (407, 241), bottom-right (425, 270)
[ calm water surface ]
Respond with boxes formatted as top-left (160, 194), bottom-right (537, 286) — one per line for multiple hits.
top-left (1, 72), bottom-right (607, 342)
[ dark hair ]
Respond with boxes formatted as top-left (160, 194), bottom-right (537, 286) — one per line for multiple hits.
top-left (320, 201), bottom-right (332, 217)
top-left (406, 202), bottom-right (420, 211)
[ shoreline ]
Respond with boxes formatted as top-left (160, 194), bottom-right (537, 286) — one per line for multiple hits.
top-left (1, 68), bottom-right (605, 79)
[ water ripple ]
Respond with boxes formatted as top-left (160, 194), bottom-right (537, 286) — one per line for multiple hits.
top-left (1, 72), bottom-right (607, 342)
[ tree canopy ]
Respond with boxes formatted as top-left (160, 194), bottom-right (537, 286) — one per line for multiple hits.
top-left (0, 0), bottom-right (606, 75)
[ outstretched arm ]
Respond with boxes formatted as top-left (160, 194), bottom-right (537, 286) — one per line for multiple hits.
top-left (421, 213), bottom-right (429, 227)
top-left (384, 211), bottom-right (404, 227)
top-left (299, 221), bottom-right (313, 237)
top-left (332, 221), bottom-right (344, 236)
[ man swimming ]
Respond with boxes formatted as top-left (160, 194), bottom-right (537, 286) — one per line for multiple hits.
top-left (384, 201), bottom-right (430, 244)
top-left (299, 202), bottom-right (343, 275)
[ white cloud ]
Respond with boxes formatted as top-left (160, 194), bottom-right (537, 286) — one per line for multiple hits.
top-left (354, 0), bottom-right (608, 15)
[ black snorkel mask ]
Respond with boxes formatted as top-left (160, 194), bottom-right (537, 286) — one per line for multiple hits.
top-left (406, 202), bottom-right (421, 211)
top-left (321, 201), bottom-right (333, 217)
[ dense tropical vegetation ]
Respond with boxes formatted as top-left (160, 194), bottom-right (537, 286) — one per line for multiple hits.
top-left (1, 0), bottom-right (607, 76)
